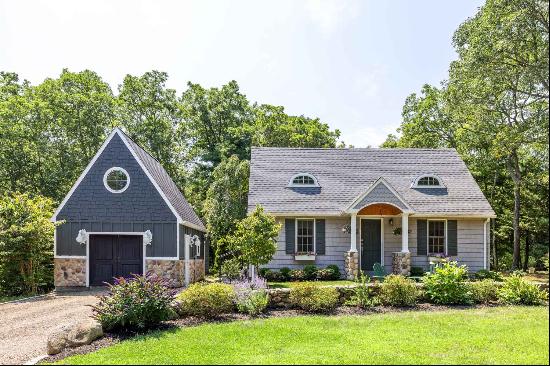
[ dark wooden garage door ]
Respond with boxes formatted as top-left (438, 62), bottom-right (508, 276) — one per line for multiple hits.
top-left (89, 235), bottom-right (143, 285)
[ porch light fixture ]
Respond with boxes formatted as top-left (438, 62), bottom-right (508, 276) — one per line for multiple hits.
top-left (341, 224), bottom-right (351, 234)
top-left (143, 230), bottom-right (153, 246)
top-left (75, 229), bottom-right (88, 245)
top-left (389, 218), bottom-right (394, 226)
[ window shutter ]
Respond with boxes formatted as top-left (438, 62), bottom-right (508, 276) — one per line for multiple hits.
top-left (447, 220), bottom-right (458, 256)
top-left (285, 219), bottom-right (295, 255)
top-left (316, 219), bottom-right (325, 255)
top-left (417, 220), bottom-right (427, 255)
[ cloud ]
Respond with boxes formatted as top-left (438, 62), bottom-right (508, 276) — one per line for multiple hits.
top-left (304, 0), bottom-right (360, 34)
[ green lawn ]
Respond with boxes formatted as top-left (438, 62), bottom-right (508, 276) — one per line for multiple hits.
top-left (56, 306), bottom-right (549, 365)
top-left (268, 280), bottom-right (355, 288)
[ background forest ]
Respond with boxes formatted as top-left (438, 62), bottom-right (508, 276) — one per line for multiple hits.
top-left (0, 0), bottom-right (548, 296)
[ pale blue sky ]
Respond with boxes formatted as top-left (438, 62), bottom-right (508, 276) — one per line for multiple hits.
top-left (0, 0), bottom-right (483, 147)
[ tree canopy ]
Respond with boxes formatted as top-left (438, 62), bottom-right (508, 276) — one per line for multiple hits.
top-left (383, 0), bottom-right (549, 270)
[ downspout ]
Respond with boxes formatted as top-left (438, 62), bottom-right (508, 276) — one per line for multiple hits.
top-left (184, 234), bottom-right (190, 286)
top-left (484, 218), bottom-right (490, 270)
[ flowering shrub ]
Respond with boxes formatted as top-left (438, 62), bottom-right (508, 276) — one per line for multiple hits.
top-left (289, 269), bottom-right (307, 281)
top-left (422, 261), bottom-right (472, 305)
top-left (379, 275), bottom-right (419, 307)
top-left (497, 274), bottom-right (548, 305)
top-left (469, 279), bottom-right (499, 304)
top-left (290, 282), bottom-right (339, 313)
top-left (233, 277), bottom-right (268, 316)
top-left (176, 283), bottom-right (235, 318)
top-left (93, 273), bottom-right (175, 331)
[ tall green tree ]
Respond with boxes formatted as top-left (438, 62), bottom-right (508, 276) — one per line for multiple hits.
top-left (203, 155), bottom-right (250, 269)
top-left (383, 0), bottom-right (549, 270)
top-left (116, 71), bottom-right (184, 182)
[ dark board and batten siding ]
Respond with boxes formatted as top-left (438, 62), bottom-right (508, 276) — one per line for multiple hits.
top-left (179, 225), bottom-right (207, 260)
top-left (56, 133), bottom-right (178, 258)
top-left (56, 221), bottom-right (177, 257)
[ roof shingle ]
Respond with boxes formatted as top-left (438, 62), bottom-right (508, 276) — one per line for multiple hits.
top-left (248, 147), bottom-right (495, 217)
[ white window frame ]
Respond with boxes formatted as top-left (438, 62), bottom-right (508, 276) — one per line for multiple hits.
top-left (288, 173), bottom-right (320, 187)
top-left (295, 218), bottom-right (316, 254)
top-left (411, 174), bottom-right (445, 188)
top-left (103, 167), bottom-right (130, 193)
top-left (427, 219), bottom-right (447, 255)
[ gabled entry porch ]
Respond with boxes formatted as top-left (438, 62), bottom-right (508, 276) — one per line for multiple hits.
top-left (344, 178), bottom-right (412, 280)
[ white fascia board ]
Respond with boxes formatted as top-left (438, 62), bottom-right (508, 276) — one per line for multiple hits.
top-left (51, 129), bottom-right (119, 221)
top-left (182, 221), bottom-right (207, 232)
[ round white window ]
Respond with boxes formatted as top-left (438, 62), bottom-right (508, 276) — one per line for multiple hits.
top-left (103, 167), bottom-right (130, 193)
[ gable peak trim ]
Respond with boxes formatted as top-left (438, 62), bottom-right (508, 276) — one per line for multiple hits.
top-left (345, 177), bottom-right (413, 213)
top-left (51, 128), bottom-right (184, 224)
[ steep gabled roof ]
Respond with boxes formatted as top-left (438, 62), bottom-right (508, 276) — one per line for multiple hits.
top-left (53, 128), bottom-right (205, 231)
top-left (248, 147), bottom-right (495, 217)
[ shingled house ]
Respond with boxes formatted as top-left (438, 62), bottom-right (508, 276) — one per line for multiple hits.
top-left (52, 128), bottom-right (206, 288)
top-left (248, 147), bottom-right (495, 278)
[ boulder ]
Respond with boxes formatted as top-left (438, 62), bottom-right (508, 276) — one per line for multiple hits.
top-left (46, 325), bottom-right (71, 355)
top-left (67, 319), bottom-right (103, 347)
top-left (46, 319), bottom-right (103, 355)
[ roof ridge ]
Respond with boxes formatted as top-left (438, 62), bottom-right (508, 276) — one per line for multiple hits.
top-left (251, 146), bottom-right (457, 151)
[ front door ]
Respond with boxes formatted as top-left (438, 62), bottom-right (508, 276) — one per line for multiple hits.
top-left (89, 235), bottom-right (143, 285)
top-left (360, 219), bottom-right (382, 272)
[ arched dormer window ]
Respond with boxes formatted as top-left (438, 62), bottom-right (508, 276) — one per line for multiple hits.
top-left (288, 173), bottom-right (319, 187)
top-left (412, 174), bottom-right (445, 188)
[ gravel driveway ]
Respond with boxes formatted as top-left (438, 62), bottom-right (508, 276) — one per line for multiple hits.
top-left (0, 290), bottom-right (104, 365)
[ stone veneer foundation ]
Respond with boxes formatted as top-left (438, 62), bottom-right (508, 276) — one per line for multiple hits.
top-left (344, 251), bottom-right (359, 280)
top-left (392, 252), bottom-right (411, 276)
top-left (55, 258), bottom-right (205, 288)
top-left (146, 259), bottom-right (185, 287)
top-left (54, 258), bottom-right (87, 287)
top-left (187, 259), bottom-right (205, 283)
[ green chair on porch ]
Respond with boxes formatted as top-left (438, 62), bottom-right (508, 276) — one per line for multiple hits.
top-left (372, 263), bottom-right (386, 282)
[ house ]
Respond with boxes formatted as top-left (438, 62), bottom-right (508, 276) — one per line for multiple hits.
top-left (248, 147), bottom-right (496, 278)
top-left (52, 128), bottom-right (206, 288)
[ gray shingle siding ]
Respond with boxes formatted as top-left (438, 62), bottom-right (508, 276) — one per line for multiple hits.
top-left (248, 147), bottom-right (495, 216)
top-left (55, 134), bottom-right (179, 257)
top-left (265, 216), bottom-right (489, 274)
top-left (352, 183), bottom-right (407, 210)
top-left (122, 130), bottom-right (205, 230)
top-left (58, 134), bottom-right (176, 222)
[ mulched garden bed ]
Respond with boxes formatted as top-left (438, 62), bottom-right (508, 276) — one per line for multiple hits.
top-left (39, 303), bottom-right (502, 364)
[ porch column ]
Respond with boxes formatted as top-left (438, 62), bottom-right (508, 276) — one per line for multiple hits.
top-left (401, 213), bottom-right (409, 252)
top-left (350, 213), bottom-right (357, 252)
